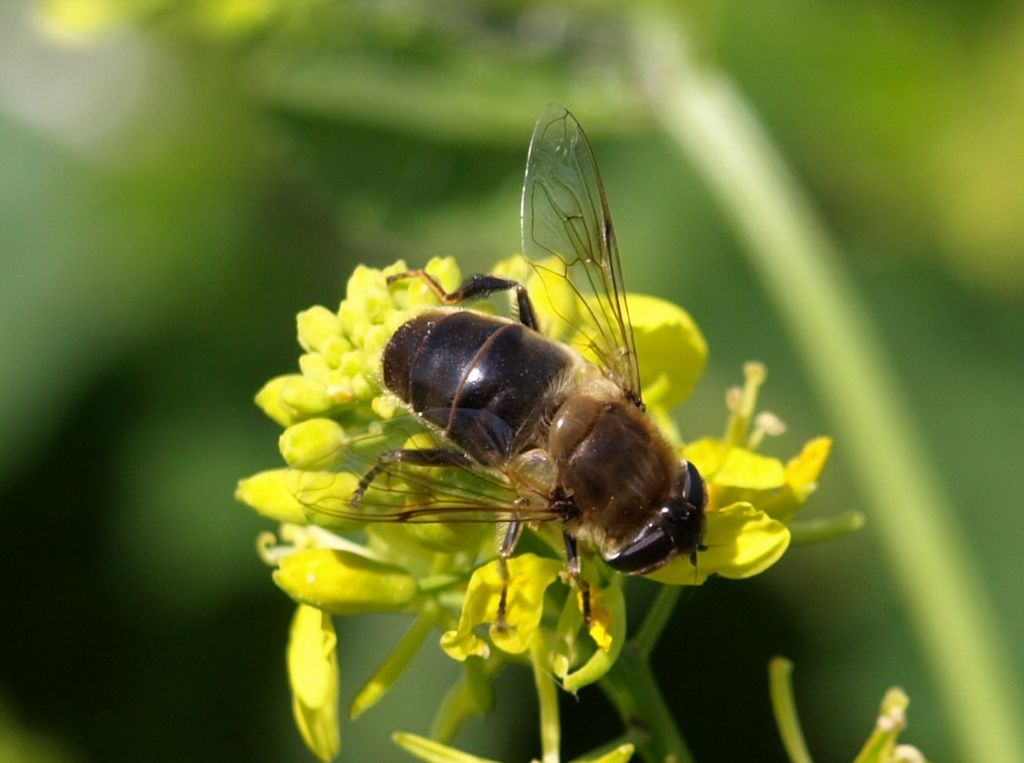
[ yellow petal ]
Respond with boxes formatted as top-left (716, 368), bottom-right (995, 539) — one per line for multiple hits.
top-left (713, 448), bottom-right (786, 490)
top-left (626, 294), bottom-right (707, 409)
top-left (440, 554), bottom-right (562, 660)
top-left (785, 436), bottom-right (833, 500)
top-left (287, 605), bottom-right (340, 762)
top-left (561, 580), bottom-right (627, 692)
top-left (648, 502), bottom-right (791, 584)
top-left (683, 438), bottom-right (728, 477)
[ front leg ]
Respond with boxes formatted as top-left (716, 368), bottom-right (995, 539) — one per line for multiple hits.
top-left (388, 270), bottom-right (539, 330)
top-left (563, 532), bottom-right (592, 626)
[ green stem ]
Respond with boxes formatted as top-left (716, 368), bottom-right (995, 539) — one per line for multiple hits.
top-left (631, 10), bottom-right (1024, 762)
top-left (431, 656), bottom-right (504, 744)
top-left (632, 584), bottom-right (682, 660)
top-left (768, 657), bottom-right (815, 763)
top-left (788, 511), bottom-right (866, 547)
top-left (350, 609), bottom-right (437, 719)
top-left (532, 637), bottom-right (561, 763)
top-left (599, 643), bottom-right (694, 763)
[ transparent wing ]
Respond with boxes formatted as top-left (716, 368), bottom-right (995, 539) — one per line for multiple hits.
top-left (521, 104), bottom-right (643, 404)
top-left (289, 416), bottom-right (559, 526)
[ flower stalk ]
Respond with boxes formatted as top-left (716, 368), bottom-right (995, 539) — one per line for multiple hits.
top-left (599, 641), bottom-right (695, 763)
top-left (769, 657), bottom-right (814, 763)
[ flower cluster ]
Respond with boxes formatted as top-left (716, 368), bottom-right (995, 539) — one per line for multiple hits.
top-left (236, 257), bottom-right (833, 762)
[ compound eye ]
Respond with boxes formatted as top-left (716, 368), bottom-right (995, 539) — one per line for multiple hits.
top-left (682, 460), bottom-right (707, 510)
top-left (602, 524), bottom-right (675, 575)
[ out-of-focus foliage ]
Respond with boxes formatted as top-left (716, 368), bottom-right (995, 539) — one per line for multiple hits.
top-left (1, 0), bottom-right (1022, 761)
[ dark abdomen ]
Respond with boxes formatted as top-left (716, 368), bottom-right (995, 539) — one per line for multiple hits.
top-left (383, 310), bottom-right (572, 465)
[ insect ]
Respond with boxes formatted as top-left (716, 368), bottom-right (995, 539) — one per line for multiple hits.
top-left (304, 105), bottom-right (707, 598)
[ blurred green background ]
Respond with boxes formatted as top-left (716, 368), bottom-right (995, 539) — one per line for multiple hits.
top-left (1, 1), bottom-right (1022, 761)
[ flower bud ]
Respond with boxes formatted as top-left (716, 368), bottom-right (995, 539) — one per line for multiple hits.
top-left (287, 605), bottom-right (340, 763)
top-left (235, 469), bottom-right (308, 524)
top-left (274, 549), bottom-right (419, 615)
top-left (440, 554), bottom-right (562, 660)
top-left (279, 419), bottom-right (346, 469)
top-left (297, 306), bottom-right (342, 353)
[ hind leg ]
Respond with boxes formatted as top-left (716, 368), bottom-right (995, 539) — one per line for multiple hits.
top-left (388, 270), bottom-right (539, 330)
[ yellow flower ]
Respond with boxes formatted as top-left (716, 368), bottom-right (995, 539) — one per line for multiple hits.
top-left (553, 574), bottom-right (627, 692)
top-left (649, 362), bottom-right (832, 585)
top-left (440, 554), bottom-right (563, 660)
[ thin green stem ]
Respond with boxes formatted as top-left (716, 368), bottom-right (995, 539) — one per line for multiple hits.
top-left (430, 656), bottom-right (504, 744)
top-left (768, 657), bottom-right (815, 763)
top-left (788, 511), bottom-right (866, 547)
top-left (631, 9), bottom-right (1024, 762)
top-left (532, 637), bottom-right (561, 763)
top-left (350, 609), bottom-right (437, 719)
top-left (632, 584), bottom-right (682, 660)
top-left (599, 643), bottom-right (694, 763)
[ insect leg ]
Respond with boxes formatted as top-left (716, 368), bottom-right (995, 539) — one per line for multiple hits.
top-left (494, 520), bottom-right (524, 633)
top-left (353, 448), bottom-right (474, 506)
top-left (388, 270), bottom-right (539, 330)
top-left (563, 533), bottom-right (592, 626)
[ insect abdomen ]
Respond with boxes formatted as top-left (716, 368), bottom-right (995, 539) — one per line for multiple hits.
top-left (383, 310), bottom-right (572, 464)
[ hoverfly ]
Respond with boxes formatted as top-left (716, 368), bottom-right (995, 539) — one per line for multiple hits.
top-left (299, 105), bottom-right (707, 603)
